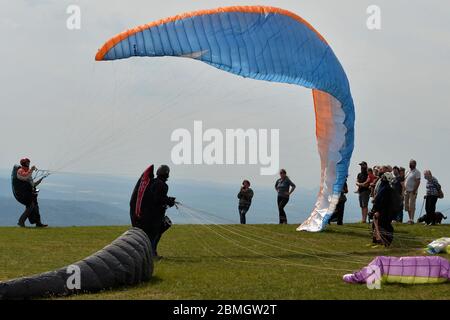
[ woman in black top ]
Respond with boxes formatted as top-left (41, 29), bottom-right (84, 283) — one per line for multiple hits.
top-left (237, 180), bottom-right (254, 224)
top-left (275, 169), bottom-right (296, 224)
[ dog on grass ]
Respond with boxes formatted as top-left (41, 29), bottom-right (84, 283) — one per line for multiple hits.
top-left (418, 212), bottom-right (447, 225)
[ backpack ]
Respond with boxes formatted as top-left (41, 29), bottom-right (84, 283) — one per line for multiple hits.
top-left (130, 165), bottom-right (154, 223)
top-left (11, 165), bottom-right (20, 200)
top-left (11, 165), bottom-right (33, 205)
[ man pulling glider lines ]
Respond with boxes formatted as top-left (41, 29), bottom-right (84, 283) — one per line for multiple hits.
top-left (96, 5), bottom-right (355, 232)
top-left (12, 158), bottom-right (49, 228)
top-left (130, 165), bottom-right (177, 258)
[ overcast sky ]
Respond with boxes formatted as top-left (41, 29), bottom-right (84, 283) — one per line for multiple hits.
top-left (0, 0), bottom-right (449, 194)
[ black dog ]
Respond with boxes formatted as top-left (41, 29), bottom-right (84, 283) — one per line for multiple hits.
top-left (418, 212), bottom-right (447, 225)
top-left (435, 212), bottom-right (448, 224)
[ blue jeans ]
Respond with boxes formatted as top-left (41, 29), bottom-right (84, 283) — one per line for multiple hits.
top-left (239, 205), bottom-right (250, 224)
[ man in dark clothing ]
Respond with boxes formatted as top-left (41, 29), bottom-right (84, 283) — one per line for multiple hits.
top-left (356, 161), bottom-right (371, 223)
top-left (13, 158), bottom-right (47, 228)
top-left (392, 166), bottom-right (405, 223)
top-left (130, 165), bottom-right (176, 258)
top-left (329, 179), bottom-right (348, 225)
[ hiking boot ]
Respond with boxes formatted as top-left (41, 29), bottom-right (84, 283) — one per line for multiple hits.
top-left (17, 222), bottom-right (25, 228)
top-left (36, 223), bottom-right (48, 228)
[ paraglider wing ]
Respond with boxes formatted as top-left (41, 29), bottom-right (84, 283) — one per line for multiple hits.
top-left (343, 256), bottom-right (450, 285)
top-left (96, 6), bottom-right (355, 231)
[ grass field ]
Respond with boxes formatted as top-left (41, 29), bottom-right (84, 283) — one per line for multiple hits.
top-left (0, 223), bottom-right (449, 299)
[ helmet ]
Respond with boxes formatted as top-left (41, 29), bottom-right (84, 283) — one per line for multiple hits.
top-left (156, 165), bottom-right (170, 177)
top-left (20, 158), bottom-right (30, 167)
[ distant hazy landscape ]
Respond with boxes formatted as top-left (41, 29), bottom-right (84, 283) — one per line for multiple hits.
top-left (1, 169), bottom-right (448, 227)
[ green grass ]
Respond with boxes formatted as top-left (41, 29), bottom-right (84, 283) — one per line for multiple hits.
top-left (0, 223), bottom-right (449, 299)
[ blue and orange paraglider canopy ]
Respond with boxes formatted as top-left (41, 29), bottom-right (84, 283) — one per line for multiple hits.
top-left (96, 6), bottom-right (355, 232)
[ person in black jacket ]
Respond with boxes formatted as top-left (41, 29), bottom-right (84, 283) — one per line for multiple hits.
top-left (274, 169), bottom-right (296, 224)
top-left (329, 179), bottom-right (348, 225)
top-left (371, 172), bottom-right (396, 247)
top-left (237, 180), bottom-right (254, 224)
top-left (130, 165), bottom-right (176, 258)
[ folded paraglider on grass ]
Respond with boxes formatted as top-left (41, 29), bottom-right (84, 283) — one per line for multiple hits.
top-left (343, 256), bottom-right (450, 285)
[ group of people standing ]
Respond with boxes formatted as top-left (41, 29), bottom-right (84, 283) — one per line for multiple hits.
top-left (356, 159), bottom-right (444, 247)
top-left (13, 157), bottom-right (444, 255)
top-left (237, 169), bottom-right (296, 225)
top-left (357, 159), bottom-right (444, 225)
top-left (237, 159), bottom-right (444, 237)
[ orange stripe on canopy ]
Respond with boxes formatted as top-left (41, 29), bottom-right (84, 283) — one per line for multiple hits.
top-left (95, 6), bottom-right (328, 61)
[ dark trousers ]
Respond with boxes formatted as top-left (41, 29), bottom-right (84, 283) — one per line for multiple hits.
top-left (137, 228), bottom-right (160, 256)
top-left (150, 234), bottom-right (162, 256)
top-left (18, 197), bottom-right (42, 225)
top-left (395, 204), bottom-right (404, 223)
top-left (372, 216), bottom-right (394, 246)
top-left (238, 205), bottom-right (250, 224)
top-left (133, 218), bottom-right (164, 257)
top-left (330, 201), bottom-right (346, 225)
top-left (277, 196), bottom-right (289, 224)
top-left (424, 195), bottom-right (438, 224)
top-left (141, 227), bottom-right (161, 257)
top-left (379, 220), bottom-right (394, 246)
